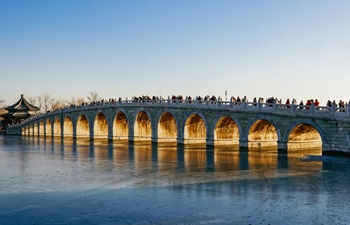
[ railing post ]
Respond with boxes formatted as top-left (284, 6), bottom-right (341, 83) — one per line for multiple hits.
top-left (331, 100), bottom-right (336, 116)
top-left (258, 97), bottom-right (262, 110)
top-left (347, 103), bottom-right (350, 117)
top-left (292, 104), bottom-right (296, 113)
top-left (310, 102), bottom-right (315, 114)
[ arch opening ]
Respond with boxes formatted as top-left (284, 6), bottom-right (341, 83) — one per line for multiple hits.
top-left (76, 114), bottom-right (90, 139)
top-left (214, 116), bottom-right (239, 146)
top-left (29, 124), bottom-right (34, 136)
top-left (94, 112), bottom-right (108, 139)
top-left (288, 123), bottom-right (322, 151)
top-left (22, 126), bottom-right (28, 136)
top-left (184, 114), bottom-right (206, 145)
top-left (45, 120), bottom-right (52, 137)
top-left (63, 116), bottom-right (73, 137)
top-left (134, 111), bottom-right (151, 141)
top-left (33, 123), bottom-right (38, 136)
top-left (158, 112), bottom-right (177, 143)
top-left (113, 111), bottom-right (129, 140)
top-left (39, 121), bottom-right (44, 136)
top-left (53, 117), bottom-right (61, 137)
top-left (248, 119), bottom-right (278, 150)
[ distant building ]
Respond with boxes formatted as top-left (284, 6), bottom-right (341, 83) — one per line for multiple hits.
top-left (2, 94), bottom-right (40, 129)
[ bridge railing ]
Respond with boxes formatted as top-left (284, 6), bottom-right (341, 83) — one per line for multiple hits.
top-left (8, 98), bottom-right (350, 128)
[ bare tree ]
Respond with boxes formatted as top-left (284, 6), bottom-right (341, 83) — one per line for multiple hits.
top-left (87, 91), bottom-right (101, 103)
top-left (27, 96), bottom-right (37, 106)
top-left (28, 92), bottom-right (59, 113)
top-left (76, 97), bottom-right (85, 106)
top-left (68, 96), bottom-right (77, 106)
top-left (0, 96), bottom-right (5, 107)
top-left (68, 96), bottom-right (85, 106)
top-left (50, 99), bottom-right (65, 111)
top-left (42, 92), bottom-right (51, 112)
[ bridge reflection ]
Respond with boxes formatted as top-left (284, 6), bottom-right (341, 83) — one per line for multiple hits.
top-left (17, 136), bottom-right (323, 173)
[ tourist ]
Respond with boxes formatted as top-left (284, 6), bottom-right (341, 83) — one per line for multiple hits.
top-left (253, 97), bottom-right (257, 106)
top-left (314, 99), bottom-right (319, 110)
top-left (299, 100), bottom-right (304, 109)
top-left (285, 99), bottom-right (290, 109)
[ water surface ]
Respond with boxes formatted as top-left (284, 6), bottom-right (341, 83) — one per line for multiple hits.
top-left (0, 136), bottom-right (349, 224)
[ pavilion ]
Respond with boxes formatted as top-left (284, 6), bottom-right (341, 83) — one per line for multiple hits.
top-left (2, 94), bottom-right (40, 128)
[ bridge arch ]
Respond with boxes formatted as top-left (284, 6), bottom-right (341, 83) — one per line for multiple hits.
top-left (45, 119), bottom-right (52, 137)
top-left (39, 120), bottom-right (44, 136)
top-left (157, 111), bottom-right (178, 143)
top-left (134, 109), bottom-right (152, 141)
top-left (22, 126), bottom-right (26, 135)
top-left (183, 111), bottom-right (208, 144)
top-left (28, 124), bottom-right (33, 136)
top-left (53, 116), bottom-right (61, 137)
top-left (63, 115), bottom-right (74, 137)
top-left (113, 109), bottom-right (129, 140)
top-left (76, 113), bottom-right (90, 138)
top-left (33, 123), bottom-right (38, 136)
top-left (246, 115), bottom-right (280, 150)
top-left (93, 111), bottom-right (109, 139)
top-left (212, 113), bottom-right (241, 146)
top-left (284, 119), bottom-right (324, 150)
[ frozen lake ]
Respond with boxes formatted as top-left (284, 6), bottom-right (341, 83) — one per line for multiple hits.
top-left (0, 135), bottom-right (350, 224)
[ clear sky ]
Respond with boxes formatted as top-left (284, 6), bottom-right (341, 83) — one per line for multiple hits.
top-left (1, 0), bottom-right (349, 106)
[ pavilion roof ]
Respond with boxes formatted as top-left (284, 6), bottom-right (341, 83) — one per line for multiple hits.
top-left (5, 94), bottom-right (40, 112)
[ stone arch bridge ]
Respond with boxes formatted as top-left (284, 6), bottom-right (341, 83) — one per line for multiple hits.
top-left (6, 99), bottom-right (350, 154)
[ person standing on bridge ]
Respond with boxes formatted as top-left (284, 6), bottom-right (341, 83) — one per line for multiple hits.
top-left (285, 99), bottom-right (290, 108)
top-left (305, 99), bottom-right (312, 110)
top-left (299, 100), bottom-right (304, 109)
top-left (314, 99), bottom-right (319, 110)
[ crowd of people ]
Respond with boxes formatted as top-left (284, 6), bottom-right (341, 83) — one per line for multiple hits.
top-left (51, 95), bottom-right (350, 111)
top-left (15, 94), bottom-right (350, 126)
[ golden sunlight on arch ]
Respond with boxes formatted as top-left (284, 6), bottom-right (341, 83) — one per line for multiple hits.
top-left (184, 114), bottom-right (206, 145)
top-left (158, 112), bottom-right (177, 143)
top-left (113, 111), bottom-right (128, 140)
top-left (248, 119), bottom-right (278, 150)
top-left (63, 116), bottom-right (73, 137)
top-left (288, 123), bottom-right (322, 151)
top-left (134, 111), bottom-right (151, 141)
top-left (45, 119), bottom-right (52, 137)
top-left (39, 121), bottom-right (44, 136)
top-left (22, 126), bottom-right (28, 136)
top-left (53, 117), bottom-right (61, 137)
top-left (76, 114), bottom-right (90, 138)
top-left (214, 116), bottom-right (239, 147)
top-left (94, 112), bottom-right (108, 139)
top-left (28, 124), bottom-right (33, 136)
top-left (33, 123), bottom-right (38, 136)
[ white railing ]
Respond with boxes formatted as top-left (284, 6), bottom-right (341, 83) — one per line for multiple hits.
top-left (8, 98), bottom-right (350, 128)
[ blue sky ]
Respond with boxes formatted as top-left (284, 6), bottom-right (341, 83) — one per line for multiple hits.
top-left (1, 0), bottom-right (349, 106)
